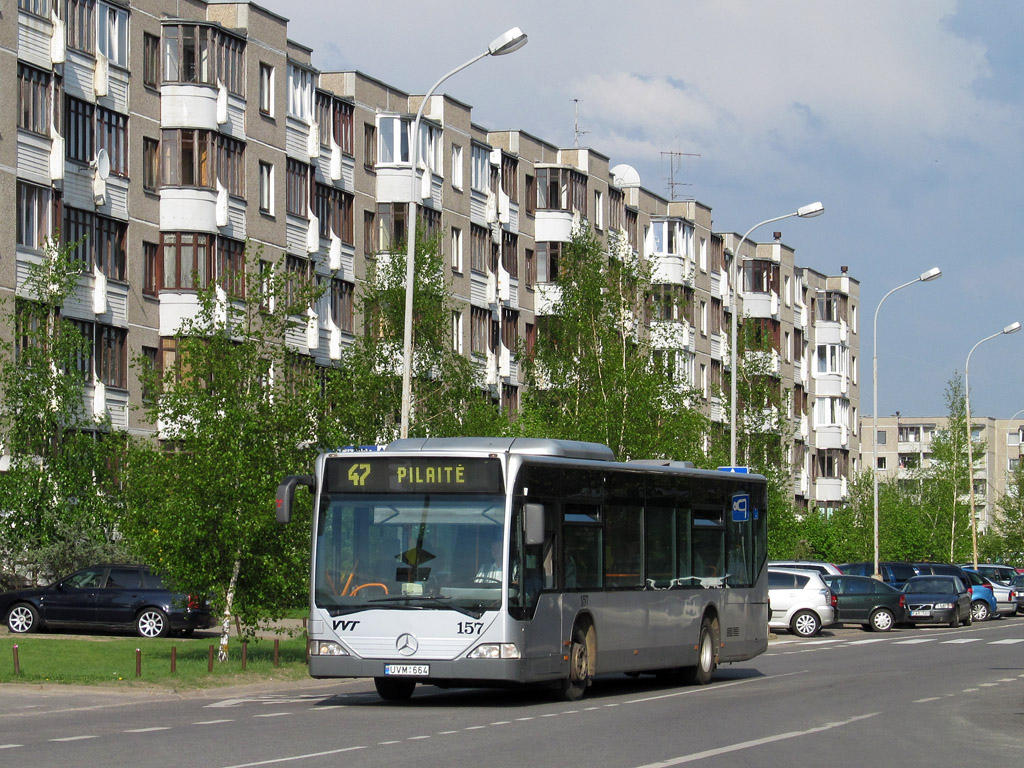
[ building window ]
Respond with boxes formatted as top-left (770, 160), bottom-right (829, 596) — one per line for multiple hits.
top-left (451, 227), bottom-right (463, 273)
top-left (217, 134), bottom-right (245, 196)
top-left (525, 175), bottom-right (536, 216)
top-left (524, 249), bottom-right (535, 289)
top-left (94, 214), bottom-right (127, 281)
top-left (16, 181), bottom-right (51, 249)
top-left (259, 63), bottom-right (274, 115)
top-left (378, 115), bottom-right (410, 165)
top-left (470, 307), bottom-right (489, 355)
top-left (593, 190), bottom-right (604, 229)
top-left (501, 231), bottom-right (518, 278)
top-left (330, 279), bottom-right (354, 332)
top-left (285, 255), bottom-right (312, 309)
top-left (536, 242), bottom-right (561, 283)
top-left (287, 64), bottom-right (314, 121)
top-left (18, 64), bottom-right (50, 136)
top-left (876, 430), bottom-right (887, 445)
top-left (143, 137), bottom-right (159, 192)
top-left (97, 2), bottom-right (129, 68)
top-left (451, 310), bottom-right (463, 354)
top-left (536, 167), bottom-right (587, 216)
top-left (286, 159), bottom-right (310, 217)
top-left (142, 32), bottom-right (160, 88)
top-left (501, 308), bottom-right (518, 351)
top-left (215, 237), bottom-right (246, 298)
top-left (96, 324), bottom-right (128, 388)
top-left (363, 210), bottom-right (376, 257)
top-left (501, 154), bottom-right (518, 203)
top-left (315, 184), bottom-right (354, 244)
top-left (141, 346), bottom-right (158, 404)
top-left (743, 260), bottom-right (778, 294)
top-left (65, 96), bottom-right (94, 164)
top-left (259, 162), bottom-right (273, 214)
top-left (161, 24), bottom-right (244, 92)
top-left (18, 0), bottom-right (51, 18)
top-left (143, 241), bottom-right (158, 296)
top-left (363, 122), bottom-right (376, 168)
top-left (451, 144), bottom-right (464, 190)
top-left (376, 203), bottom-right (407, 253)
top-left (471, 144), bottom-right (490, 192)
top-left (97, 105), bottom-right (128, 176)
top-left (67, 0), bottom-right (96, 54)
top-left (162, 232), bottom-right (210, 291)
top-left (470, 224), bottom-right (489, 275)
top-left (161, 129), bottom-right (212, 188)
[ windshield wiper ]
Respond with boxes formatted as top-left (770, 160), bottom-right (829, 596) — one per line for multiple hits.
top-left (366, 595), bottom-right (490, 619)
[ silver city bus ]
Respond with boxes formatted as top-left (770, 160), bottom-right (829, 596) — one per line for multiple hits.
top-left (275, 437), bottom-right (768, 701)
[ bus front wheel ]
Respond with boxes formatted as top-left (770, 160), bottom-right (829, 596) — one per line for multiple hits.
top-left (686, 617), bottom-right (717, 686)
top-left (559, 626), bottom-right (591, 701)
top-left (374, 677), bottom-right (416, 702)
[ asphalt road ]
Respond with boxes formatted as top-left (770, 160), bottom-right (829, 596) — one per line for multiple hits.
top-left (3, 618), bottom-right (1024, 767)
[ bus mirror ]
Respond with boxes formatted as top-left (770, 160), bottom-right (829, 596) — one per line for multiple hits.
top-left (524, 503), bottom-right (545, 546)
top-left (276, 474), bottom-right (313, 524)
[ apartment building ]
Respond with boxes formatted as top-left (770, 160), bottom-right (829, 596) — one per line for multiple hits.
top-left (1, 0), bottom-right (857, 509)
top-left (862, 415), bottom-right (1024, 531)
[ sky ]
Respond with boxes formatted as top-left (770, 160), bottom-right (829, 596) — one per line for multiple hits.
top-left (256, 0), bottom-right (1024, 420)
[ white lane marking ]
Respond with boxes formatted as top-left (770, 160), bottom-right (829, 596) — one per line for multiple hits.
top-left (962, 688), bottom-right (980, 692)
top-left (125, 727), bottom-right (172, 733)
top-left (914, 697), bottom-right (941, 703)
top-left (846, 638), bottom-right (889, 645)
top-left (253, 713), bottom-right (291, 718)
top-left (942, 638), bottom-right (981, 644)
top-left (464, 725), bottom-right (486, 730)
top-left (378, 741), bottom-right (400, 745)
top-left (50, 735), bottom-right (98, 742)
top-left (0, 745), bottom-right (24, 750)
top-left (194, 719), bottom-right (234, 725)
top-left (438, 730), bottom-right (459, 734)
top-left (979, 683), bottom-right (1000, 687)
top-left (801, 638), bottom-right (845, 645)
top-left (631, 712), bottom-right (880, 767)
top-left (220, 745), bottom-right (366, 768)
top-left (991, 638), bottom-right (1024, 644)
top-left (998, 677), bottom-right (1018, 682)
top-left (407, 736), bottom-right (430, 740)
top-left (625, 671), bottom-right (807, 705)
top-left (515, 717), bottom-right (535, 721)
top-left (894, 638), bottom-right (936, 644)
top-left (490, 721), bottom-right (511, 725)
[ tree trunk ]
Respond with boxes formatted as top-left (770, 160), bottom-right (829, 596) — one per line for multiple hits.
top-left (218, 555), bottom-right (242, 663)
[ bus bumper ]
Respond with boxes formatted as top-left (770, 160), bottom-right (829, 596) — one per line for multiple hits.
top-left (309, 654), bottom-right (529, 683)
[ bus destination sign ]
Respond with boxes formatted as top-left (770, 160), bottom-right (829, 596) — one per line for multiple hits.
top-left (325, 457), bottom-right (503, 494)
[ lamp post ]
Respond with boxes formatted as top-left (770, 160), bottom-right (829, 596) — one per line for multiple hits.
top-left (399, 27), bottom-right (528, 439)
top-left (729, 202), bottom-right (824, 467)
top-left (871, 267), bottom-right (942, 578)
top-left (964, 321), bottom-right (1021, 567)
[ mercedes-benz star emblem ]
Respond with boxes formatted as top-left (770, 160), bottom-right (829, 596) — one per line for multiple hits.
top-left (396, 633), bottom-right (418, 656)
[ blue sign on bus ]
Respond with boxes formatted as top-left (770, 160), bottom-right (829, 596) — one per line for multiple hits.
top-left (732, 493), bottom-right (750, 522)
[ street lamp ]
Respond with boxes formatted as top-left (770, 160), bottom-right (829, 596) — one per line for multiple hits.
top-left (728, 202), bottom-right (824, 467)
top-left (964, 321), bottom-right (1021, 567)
top-left (399, 27), bottom-right (528, 438)
top-left (871, 267), bottom-right (942, 578)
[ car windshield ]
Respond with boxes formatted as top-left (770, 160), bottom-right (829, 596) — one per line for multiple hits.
top-left (313, 492), bottom-right (507, 617)
top-left (906, 577), bottom-right (954, 594)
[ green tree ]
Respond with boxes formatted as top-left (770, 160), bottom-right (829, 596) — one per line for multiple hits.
top-left (123, 248), bottom-right (322, 659)
top-left (0, 238), bottom-right (126, 581)
top-left (917, 375), bottom-right (973, 562)
top-left (519, 225), bottom-right (706, 461)
top-left (319, 226), bottom-right (507, 445)
top-left (986, 454), bottom-right (1024, 563)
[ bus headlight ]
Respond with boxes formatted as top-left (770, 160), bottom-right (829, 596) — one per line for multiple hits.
top-left (468, 643), bottom-right (521, 659)
top-left (310, 640), bottom-right (349, 656)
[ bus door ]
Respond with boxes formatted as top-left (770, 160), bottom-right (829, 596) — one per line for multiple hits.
top-left (511, 500), bottom-right (563, 678)
top-left (721, 487), bottom-right (762, 658)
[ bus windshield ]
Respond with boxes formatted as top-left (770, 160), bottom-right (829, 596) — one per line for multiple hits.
top-left (314, 493), bottom-right (507, 616)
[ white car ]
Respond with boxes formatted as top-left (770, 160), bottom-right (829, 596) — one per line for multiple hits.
top-left (768, 567), bottom-right (836, 637)
top-left (768, 560), bottom-right (843, 576)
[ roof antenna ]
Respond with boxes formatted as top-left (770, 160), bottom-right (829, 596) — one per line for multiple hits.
top-left (573, 99), bottom-right (589, 149)
top-left (661, 147), bottom-right (701, 201)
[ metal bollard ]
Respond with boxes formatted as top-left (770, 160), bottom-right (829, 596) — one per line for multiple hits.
top-left (136, 648), bottom-right (141, 678)
top-left (208, 644), bottom-right (215, 672)
top-left (12, 645), bottom-right (20, 676)
top-left (171, 646), bottom-right (177, 674)
top-left (273, 638), bottom-right (280, 668)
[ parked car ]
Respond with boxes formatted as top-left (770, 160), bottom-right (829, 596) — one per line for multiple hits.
top-left (769, 560), bottom-right (842, 576)
top-left (901, 575), bottom-right (972, 627)
top-left (838, 561), bottom-right (919, 589)
top-left (958, 563), bottom-right (1018, 586)
top-left (963, 569), bottom-right (1017, 617)
top-left (1012, 574), bottom-right (1024, 614)
top-left (821, 574), bottom-right (905, 631)
top-left (768, 567), bottom-right (836, 637)
top-left (959, 569), bottom-right (999, 621)
top-left (912, 562), bottom-right (970, 582)
top-left (0, 564), bottom-right (212, 638)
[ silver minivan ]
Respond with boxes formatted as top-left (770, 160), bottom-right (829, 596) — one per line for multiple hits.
top-left (768, 567), bottom-right (837, 637)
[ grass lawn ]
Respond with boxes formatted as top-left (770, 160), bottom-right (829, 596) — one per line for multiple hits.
top-left (0, 631), bottom-right (311, 688)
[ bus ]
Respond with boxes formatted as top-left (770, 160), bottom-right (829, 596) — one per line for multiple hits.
top-left (275, 437), bottom-right (769, 701)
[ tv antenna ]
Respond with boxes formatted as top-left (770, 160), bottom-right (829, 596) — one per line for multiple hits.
top-left (662, 149), bottom-right (700, 201)
top-left (573, 99), bottom-right (589, 148)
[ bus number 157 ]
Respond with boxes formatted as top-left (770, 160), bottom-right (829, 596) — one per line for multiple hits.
top-left (457, 621), bottom-right (483, 635)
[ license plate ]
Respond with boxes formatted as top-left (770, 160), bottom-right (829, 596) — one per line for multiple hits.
top-left (910, 610), bottom-right (931, 617)
top-left (384, 664), bottom-right (429, 676)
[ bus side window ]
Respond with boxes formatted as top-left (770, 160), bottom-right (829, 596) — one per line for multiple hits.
top-left (563, 504), bottom-right (601, 589)
top-left (645, 506), bottom-right (675, 589)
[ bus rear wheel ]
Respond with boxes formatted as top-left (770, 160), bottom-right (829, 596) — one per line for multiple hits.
top-left (374, 677), bottom-right (416, 702)
top-left (559, 626), bottom-right (590, 701)
top-left (686, 617), bottom-right (717, 685)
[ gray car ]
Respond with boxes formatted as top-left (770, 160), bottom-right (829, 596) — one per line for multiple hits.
top-left (901, 575), bottom-right (972, 627)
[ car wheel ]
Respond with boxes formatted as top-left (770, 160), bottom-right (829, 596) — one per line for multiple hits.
top-left (6, 603), bottom-right (40, 634)
top-left (970, 601), bottom-right (989, 622)
top-left (790, 609), bottom-right (821, 637)
top-left (136, 608), bottom-right (170, 638)
top-left (374, 677), bottom-right (416, 701)
top-left (559, 625), bottom-right (591, 701)
top-left (949, 609), bottom-right (961, 628)
top-left (686, 616), bottom-right (717, 685)
top-left (869, 608), bottom-right (895, 632)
